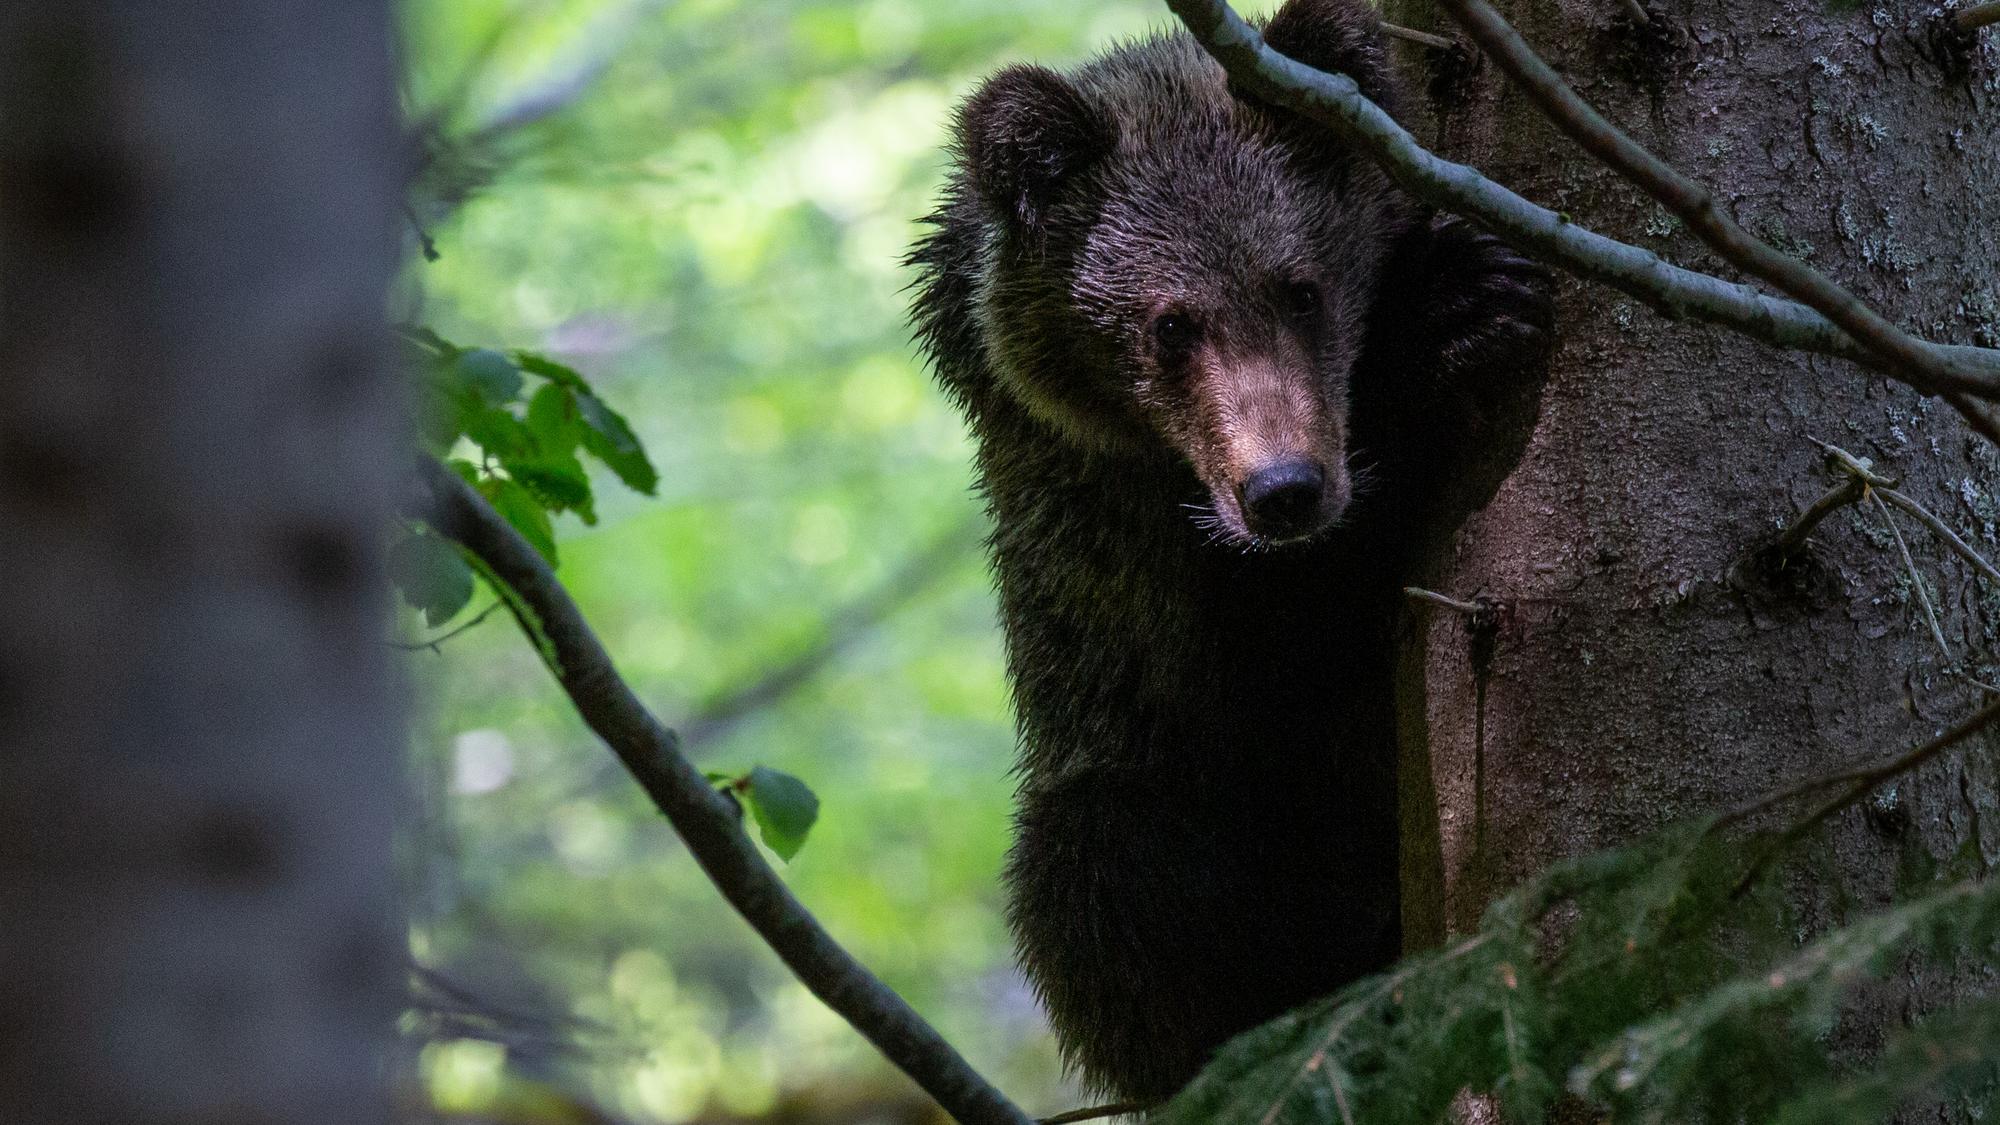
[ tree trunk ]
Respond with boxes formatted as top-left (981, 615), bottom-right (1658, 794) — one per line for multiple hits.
top-left (1385, 0), bottom-right (2000, 1000)
top-left (0, 4), bottom-right (405, 1120)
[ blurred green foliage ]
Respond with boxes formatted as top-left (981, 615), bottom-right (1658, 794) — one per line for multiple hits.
top-left (394, 0), bottom-right (1270, 1119)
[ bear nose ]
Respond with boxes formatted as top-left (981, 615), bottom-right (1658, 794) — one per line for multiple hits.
top-left (1240, 459), bottom-right (1327, 538)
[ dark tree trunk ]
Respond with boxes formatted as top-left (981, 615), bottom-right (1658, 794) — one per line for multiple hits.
top-left (1386, 0), bottom-right (2000, 1011)
top-left (0, 4), bottom-right (405, 1120)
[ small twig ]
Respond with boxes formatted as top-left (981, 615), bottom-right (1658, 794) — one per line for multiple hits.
top-left (465, 0), bottom-right (670, 145)
top-left (1878, 488), bottom-right (2000, 587)
top-left (389, 600), bottom-right (503, 653)
top-left (1615, 0), bottom-right (1651, 24)
top-left (1802, 438), bottom-right (2000, 588)
top-left (1404, 586), bottom-right (1484, 614)
top-left (1159, 0), bottom-right (2000, 402)
top-left (1380, 22), bottom-right (1457, 50)
top-left (678, 516), bottom-right (981, 747)
top-left (1727, 698), bottom-right (2000, 896)
top-left (404, 456), bottom-right (1033, 1125)
top-left (1956, 0), bottom-right (2000, 32)
top-left (1433, 0), bottom-right (1999, 401)
top-left (1762, 477), bottom-right (1866, 560)
top-left (1871, 489), bottom-right (1954, 665)
top-left (1039, 1101), bottom-right (1152, 1124)
top-left (1804, 437), bottom-right (1898, 488)
top-left (402, 200), bottom-right (440, 262)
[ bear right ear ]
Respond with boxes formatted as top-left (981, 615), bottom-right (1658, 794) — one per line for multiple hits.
top-left (1261, 0), bottom-right (1397, 110)
top-left (957, 65), bottom-right (1116, 232)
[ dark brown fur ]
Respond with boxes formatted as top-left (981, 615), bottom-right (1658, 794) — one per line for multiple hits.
top-left (908, 0), bottom-right (1553, 1100)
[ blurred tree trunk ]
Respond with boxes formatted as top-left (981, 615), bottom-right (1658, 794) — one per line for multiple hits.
top-left (0, 4), bottom-right (405, 1120)
top-left (1386, 0), bottom-right (2000, 989)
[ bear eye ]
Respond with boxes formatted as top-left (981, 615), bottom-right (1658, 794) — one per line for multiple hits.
top-left (1285, 281), bottom-right (1321, 321)
top-left (1151, 313), bottom-right (1201, 356)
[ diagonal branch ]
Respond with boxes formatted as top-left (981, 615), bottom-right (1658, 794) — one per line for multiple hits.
top-left (404, 455), bottom-right (1033, 1125)
top-left (1437, 0), bottom-right (1986, 401)
top-left (1160, 0), bottom-right (2000, 400)
top-left (1726, 697), bottom-right (2000, 895)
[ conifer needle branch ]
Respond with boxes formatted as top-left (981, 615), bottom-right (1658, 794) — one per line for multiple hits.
top-left (1727, 697), bottom-right (2000, 897)
top-left (1433, 0), bottom-right (1998, 401)
top-left (1160, 0), bottom-right (2000, 399)
top-left (1956, 0), bottom-right (2000, 32)
top-left (403, 455), bottom-right (1034, 1125)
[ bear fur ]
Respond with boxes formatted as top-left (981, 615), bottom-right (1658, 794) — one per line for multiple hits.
top-left (908, 0), bottom-right (1553, 1101)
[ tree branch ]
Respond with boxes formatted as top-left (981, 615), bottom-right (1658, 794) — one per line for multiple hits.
top-left (678, 515), bottom-right (982, 748)
top-left (1878, 487), bottom-right (2000, 588)
top-left (1435, 0), bottom-right (1990, 400)
top-left (1159, 0), bottom-right (2000, 399)
top-left (1727, 697), bottom-right (2000, 896)
top-left (404, 456), bottom-right (1032, 1125)
top-left (1956, 0), bottom-right (2000, 32)
top-left (1379, 22), bottom-right (1456, 50)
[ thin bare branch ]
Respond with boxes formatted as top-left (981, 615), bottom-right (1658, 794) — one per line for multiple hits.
top-left (1728, 698), bottom-right (2000, 895)
top-left (1956, 0), bottom-right (2000, 32)
top-left (390, 600), bottom-right (504, 653)
top-left (1379, 22), bottom-right (1456, 50)
top-left (678, 516), bottom-right (982, 747)
top-left (1879, 487), bottom-right (2000, 587)
top-left (1762, 477), bottom-right (1865, 560)
top-left (405, 456), bottom-right (1033, 1125)
top-left (1039, 1102), bottom-right (1152, 1124)
top-left (466, 0), bottom-right (669, 145)
top-left (1871, 489), bottom-right (1954, 664)
top-left (1159, 0), bottom-right (2000, 398)
top-left (1404, 586), bottom-right (1484, 614)
top-left (1436, 0), bottom-right (1997, 400)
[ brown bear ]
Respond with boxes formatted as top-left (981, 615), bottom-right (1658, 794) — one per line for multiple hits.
top-left (908, 0), bottom-right (1553, 1102)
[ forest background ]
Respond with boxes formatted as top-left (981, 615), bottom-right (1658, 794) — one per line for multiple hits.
top-left (398, 0), bottom-right (1182, 1118)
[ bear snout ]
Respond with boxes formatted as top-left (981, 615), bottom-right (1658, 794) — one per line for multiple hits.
top-left (1238, 457), bottom-right (1333, 541)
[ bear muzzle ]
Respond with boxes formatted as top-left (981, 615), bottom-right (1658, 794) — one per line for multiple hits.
top-left (1236, 456), bottom-right (1347, 542)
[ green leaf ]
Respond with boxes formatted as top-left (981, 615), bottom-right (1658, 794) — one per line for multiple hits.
top-left (416, 377), bottom-right (463, 452)
top-left (506, 384), bottom-right (597, 522)
top-left (480, 476), bottom-right (559, 564)
top-left (576, 391), bottom-right (659, 495)
top-left (461, 404), bottom-right (537, 460)
top-left (453, 348), bottom-right (523, 407)
top-left (514, 350), bottom-right (589, 390)
top-left (742, 766), bottom-right (819, 861)
top-left (387, 529), bottom-right (474, 627)
top-left (507, 458), bottom-right (596, 524)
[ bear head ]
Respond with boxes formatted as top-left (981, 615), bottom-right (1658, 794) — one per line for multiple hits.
top-left (951, 0), bottom-right (1412, 546)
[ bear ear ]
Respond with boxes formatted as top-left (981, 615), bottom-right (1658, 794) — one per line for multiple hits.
top-left (957, 65), bottom-right (1116, 231)
top-left (1260, 0), bottom-right (1398, 110)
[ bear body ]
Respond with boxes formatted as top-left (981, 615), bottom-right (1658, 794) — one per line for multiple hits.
top-left (909, 0), bottom-right (1552, 1101)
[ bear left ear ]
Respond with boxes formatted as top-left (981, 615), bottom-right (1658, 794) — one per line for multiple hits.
top-left (1261, 0), bottom-right (1399, 110)
top-left (957, 65), bottom-right (1117, 232)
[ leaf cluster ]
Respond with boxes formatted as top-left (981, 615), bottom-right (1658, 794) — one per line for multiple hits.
top-left (391, 327), bottom-right (659, 627)
top-left (1164, 822), bottom-right (2000, 1124)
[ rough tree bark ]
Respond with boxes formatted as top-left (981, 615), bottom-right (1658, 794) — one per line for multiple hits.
top-left (0, 4), bottom-right (405, 1120)
top-left (1385, 0), bottom-right (2000, 1039)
